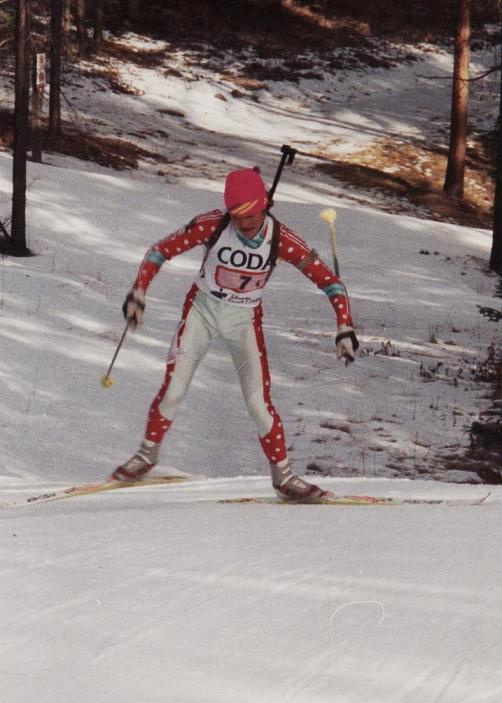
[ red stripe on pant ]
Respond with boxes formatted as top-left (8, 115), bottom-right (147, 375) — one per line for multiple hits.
top-left (145, 283), bottom-right (198, 443)
top-left (253, 304), bottom-right (288, 465)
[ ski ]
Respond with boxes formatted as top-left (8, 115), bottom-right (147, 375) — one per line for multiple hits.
top-left (3, 481), bottom-right (491, 509)
top-left (9, 475), bottom-right (190, 508)
top-left (218, 492), bottom-right (491, 506)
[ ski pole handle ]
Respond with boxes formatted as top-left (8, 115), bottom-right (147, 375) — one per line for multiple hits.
top-left (100, 321), bottom-right (130, 388)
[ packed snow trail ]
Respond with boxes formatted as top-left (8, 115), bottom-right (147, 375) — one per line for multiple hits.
top-left (2, 478), bottom-right (502, 703)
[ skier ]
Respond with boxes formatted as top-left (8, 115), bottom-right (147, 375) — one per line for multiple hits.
top-left (112, 167), bottom-right (359, 500)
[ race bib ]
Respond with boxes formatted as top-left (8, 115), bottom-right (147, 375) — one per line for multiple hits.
top-left (215, 265), bottom-right (268, 293)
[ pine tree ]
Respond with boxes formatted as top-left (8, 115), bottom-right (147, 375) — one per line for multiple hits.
top-left (444, 0), bottom-right (471, 200)
top-left (489, 62), bottom-right (502, 275)
top-left (10, 0), bottom-right (32, 256)
top-left (49, 0), bottom-right (63, 136)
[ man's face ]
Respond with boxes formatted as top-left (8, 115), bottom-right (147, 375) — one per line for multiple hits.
top-left (230, 210), bottom-right (266, 239)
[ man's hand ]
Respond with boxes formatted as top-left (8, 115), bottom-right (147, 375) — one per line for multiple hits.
top-left (336, 325), bottom-right (359, 364)
top-left (122, 288), bottom-right (146, 329)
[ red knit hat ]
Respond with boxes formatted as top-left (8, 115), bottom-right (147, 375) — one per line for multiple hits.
top-left (224, 167), bottom-right (268, 216)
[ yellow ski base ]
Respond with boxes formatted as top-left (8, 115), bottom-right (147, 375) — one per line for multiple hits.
top-left (219, 492), bottom-right (491, 506)
top-left (25, 476), bottom-right (189, 506)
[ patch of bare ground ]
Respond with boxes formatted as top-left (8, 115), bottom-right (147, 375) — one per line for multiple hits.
top-left (98, 38), bottom-right (167, 68)
top-left (44, 129), bottom-right (165, 170)
top-left (315, 135), bottom-right (495, 229)
top-left (0, 109), bottom-right (165, 171)
top-left (65, 38), bottom-right (168, 96)
top-left (124, 1), bottom-right (371, 56)
top-left (109, 0), bottom-right (496, 57)
top-left (441, 347), bottom-right (502, 484)
top-left (78, 55), bottom-right (143, 96)
top-left (220, 74), bottom-right (265, 92)
top-left (282, 0), bottom-right (497, 44)
top-left (0, 107), bottom-right (13, 149)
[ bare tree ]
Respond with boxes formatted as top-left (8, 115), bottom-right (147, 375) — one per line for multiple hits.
top-left (10, 0), bottom-right (32, 255)
top-left (30, 50), bottom-right (46, 162)
top-left (444, 0), bottom-right (471, 199)
top-left (92, 0), bottom-right (104, 47)
top-left (49, 0), bottom-right (63, 136)
top-left (123, 0), bottom-right (139, 22)
top-left (74, 0), bottom-right (88, 53)
top-left (490, 60), bottom-right (502, 275)
top-left (62, 0), bottom-right (71, 56)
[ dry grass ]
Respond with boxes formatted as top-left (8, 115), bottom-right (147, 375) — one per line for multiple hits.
top-left (98, 38), bottom-right (167, 69)
top-left (108, 0), bottom-right (497, 55)
top-left (0, 111), bottom-right (165, 171)
top-left (44, 129), bottom-right (165, 170)
top-left (78, 58), bottom-right (143, 96)
top-left (315, 136), bottom-right (495, 229)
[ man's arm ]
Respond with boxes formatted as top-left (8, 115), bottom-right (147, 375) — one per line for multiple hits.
top-left (277, 224), bottom-right (354, 328)
top-left (133, 209), bottom-right (223, 292)
top-left (123, 209), bottom-right (223, 328)
top-left (278, 223), bottom-right (358, 362)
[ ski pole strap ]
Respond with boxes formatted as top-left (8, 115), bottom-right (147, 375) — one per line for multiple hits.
top-left (268, 144), bottom-right (297, 208)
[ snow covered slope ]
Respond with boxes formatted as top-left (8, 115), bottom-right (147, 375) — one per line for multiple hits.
top-left (0, 152), bottom-right (498, 484)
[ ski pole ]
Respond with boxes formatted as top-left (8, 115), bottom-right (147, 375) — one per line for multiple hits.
top-left (320, 207), bottom-right (340, 277)
top-left (268, 144), bottom-right (297, 207)
top-left (320, 207), bottom-right (354, 366)
top-left (100, 321), bottom-right (130, 388)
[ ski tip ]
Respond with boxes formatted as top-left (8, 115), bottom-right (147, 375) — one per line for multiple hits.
top-left (477, 490), bottom-right (492, 504)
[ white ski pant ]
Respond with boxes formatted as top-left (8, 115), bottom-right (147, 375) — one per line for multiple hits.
top-left (145, 285), bottom-right (288, 465)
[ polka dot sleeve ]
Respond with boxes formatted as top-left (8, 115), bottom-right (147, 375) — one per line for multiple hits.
top-left (133, 210), bottom-right (224, 292)
top-left (278, 224), bottom-right (354, 328)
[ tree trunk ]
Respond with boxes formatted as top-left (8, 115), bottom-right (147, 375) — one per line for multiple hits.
top-left (10, 0), bottom-right (31, 255)
top-left (74, 0), bottom-right (87, 53)
top-left (444, 0), bottom-right (471, 200)
top-left (92, 0), bottom-right (104, 47)
top-left (62, 0), bottom-right (71, 56)
top-left (124, 0), bottom-right (140, 22)
top-left (489, 62), bottom-right (502, 275)
top-left (49, 0), bottom-right (63, 136)
top-left (30, 51), bottom-right (46, 163)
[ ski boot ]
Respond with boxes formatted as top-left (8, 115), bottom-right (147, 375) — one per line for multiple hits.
top-left (270, 461), bottom-right (332, 502)
top-left (110, 440), bottom-right (160, 481)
